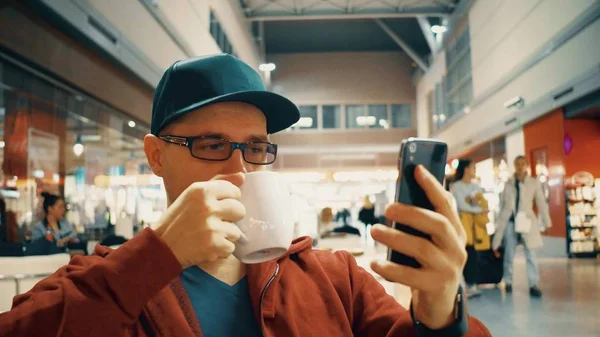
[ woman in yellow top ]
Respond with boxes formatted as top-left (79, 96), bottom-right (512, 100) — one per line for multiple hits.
top-left (451, 160), bottom-right (490, 296)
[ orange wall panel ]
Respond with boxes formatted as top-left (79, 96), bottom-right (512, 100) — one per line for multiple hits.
top-left (523, 109), bottom-right (567, 238)
top-left (563, 119), bottom-right (600, 177)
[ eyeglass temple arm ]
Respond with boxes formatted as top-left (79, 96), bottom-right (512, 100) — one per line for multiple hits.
top-left (160, 135), bottom-right (188, 146)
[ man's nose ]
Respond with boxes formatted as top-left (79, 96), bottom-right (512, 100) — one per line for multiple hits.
top-left (223, 149), bottom-right (249, 174)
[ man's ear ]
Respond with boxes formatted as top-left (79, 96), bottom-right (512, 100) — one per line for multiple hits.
top-left (144, 134), bottom-right (164, 177)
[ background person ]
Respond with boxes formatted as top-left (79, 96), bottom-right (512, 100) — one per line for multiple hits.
top-left (31, 192), bottom-right (79, 251)
top-left (492, 155), bottom-right (551, 297)
top-left (451, 160), bottom-right (489, 297)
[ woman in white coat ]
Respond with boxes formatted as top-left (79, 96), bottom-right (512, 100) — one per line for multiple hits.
top-left (492, 156), bottom-right (551, 297)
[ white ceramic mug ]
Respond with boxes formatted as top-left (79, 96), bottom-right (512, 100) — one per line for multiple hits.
top-left (234, 171), bottom-right (293, 264)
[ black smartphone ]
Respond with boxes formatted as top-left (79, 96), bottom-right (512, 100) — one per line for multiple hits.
top-left (387, 138), bottom-right (448, 268)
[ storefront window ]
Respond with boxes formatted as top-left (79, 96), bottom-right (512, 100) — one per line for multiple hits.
top-left (391, 104), bottom-right (412, 128)
top-left (367, 104), bottom-right (388, 129)
top-left (297, 105), bottom-right (317, 129)
top-left (346, 105), bottom-right (366, 129)
top-left (322, 105), bottom-right (341, 129)
top-left (0, 56), bottom-right (161, 244)
top-left (284, 103), bottom-right (413, 131)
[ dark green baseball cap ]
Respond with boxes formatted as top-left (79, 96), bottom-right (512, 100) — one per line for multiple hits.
top-left (151, 54), bottom-right (299, 135)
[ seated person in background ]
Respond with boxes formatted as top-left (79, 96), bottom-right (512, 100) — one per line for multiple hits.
top-left (320, 207), bottom-right (361, 237)
top-left (31, 192), bottom-right (79, 251)
top-left (335, 208), bottom-right (351, 225)
top-left (318, 207), bottom-right (337, 237)
top-left (331, 224), bottom-right (361, 236)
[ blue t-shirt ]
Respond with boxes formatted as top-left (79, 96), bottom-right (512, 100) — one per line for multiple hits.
top-left (180, 266), bottom-right (263, 337)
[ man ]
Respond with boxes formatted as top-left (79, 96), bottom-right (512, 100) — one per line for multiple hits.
top-left (493, 155), bottom-right (551, 297)
top-left (0, 55), bottom-right (491, 336)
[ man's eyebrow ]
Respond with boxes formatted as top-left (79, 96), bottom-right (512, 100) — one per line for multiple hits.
top-left (187, 132), bottom-right (227, 139)
top-left (246, 134), bottom-right (269, 142)
top-left (182, 133), bottom-right (269, 143)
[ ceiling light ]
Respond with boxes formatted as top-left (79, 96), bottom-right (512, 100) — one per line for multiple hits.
top-left (356, 116), bottom-right (376, 126)
top-left (431, 25), bottom-right (448, 34)
top-left (0, 141), bottom-right (5, 149)
top-left (73, 143), bottom-right (84, 157)
top-left (33, 170), bottom-right (44, 179)
top-left (128, 120), bottom-right (136, 128)
top-left (73, 135), bottom-right (84, 157)
top-left (439, 114), bottom-right (447, 121)
top-left (504, 96), bottom-right (525, 109)
top-left (297, 117), bottom-right (313, 128)
top-left (81, 135), bottom-right (102, 142)
top-left (378, 119), bottom-right (390, 129)
top-left (259, 63), bottom-right (276, 72)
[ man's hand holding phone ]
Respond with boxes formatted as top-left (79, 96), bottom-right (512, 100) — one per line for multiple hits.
top-left (370, 165), bottom-right (467, 330)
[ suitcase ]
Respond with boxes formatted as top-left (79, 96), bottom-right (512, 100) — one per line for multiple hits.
top-left (476, 247), bottom-right (504, 285)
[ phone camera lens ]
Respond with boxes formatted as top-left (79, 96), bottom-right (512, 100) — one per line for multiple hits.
top-left (409, 143), bottom-right (417, 153)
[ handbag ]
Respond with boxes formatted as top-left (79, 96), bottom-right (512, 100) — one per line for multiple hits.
top-left (514, 212), bottom-right (532, 234)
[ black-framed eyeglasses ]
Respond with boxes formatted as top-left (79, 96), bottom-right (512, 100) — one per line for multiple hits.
top-left (159, 135), bottom-right (278, 165)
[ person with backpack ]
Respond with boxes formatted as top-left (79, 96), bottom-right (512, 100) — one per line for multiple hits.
top-left (451, 160), bottom-right (490, 297)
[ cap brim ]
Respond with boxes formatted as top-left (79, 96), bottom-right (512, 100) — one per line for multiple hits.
top-left (157, 90), bottom-right (300, 135)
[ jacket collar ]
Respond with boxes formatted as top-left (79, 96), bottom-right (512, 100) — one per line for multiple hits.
top-left (508, 174), bottom-right (533, 185)
top-left (94, 235), bottom-right (315, 335)
top-left (247, 236), bottom-right (313, 319)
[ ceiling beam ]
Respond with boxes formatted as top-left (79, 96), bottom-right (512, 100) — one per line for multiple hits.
top-left (245, 0), bottom-right (272, 13)
top-left (258, 20), bottom-right (266, 62)
top-left (416, 15), bottom-right (439, 55)
top-left (352, 0), bottom-right (381, 12)
top-left (377, 0), bottom-right (399, 9)
top-left (434, 0), bottom-right (457, 8)
top-left (323, 0), bottom-right (348, 13)
top-left (374, 18), bottom-right (429, 72)
top-left (247, 11), bottom-right (449, 21)
top-left (272, 0), bottom-right (297, 14)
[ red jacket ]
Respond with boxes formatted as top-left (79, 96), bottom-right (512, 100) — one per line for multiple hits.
top-left (0, 229), bottom-right (491, 336)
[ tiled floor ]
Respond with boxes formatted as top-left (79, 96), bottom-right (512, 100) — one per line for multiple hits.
top-left (325, 232), bottom-right (600, 336)
top-left (468, 252), bottom-right (600, 337)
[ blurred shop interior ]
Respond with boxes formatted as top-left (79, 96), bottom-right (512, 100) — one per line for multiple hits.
top-left (0, 0), bottom-right (600, 334)
top-left (0, 55), bottom-right (163, 243)
top-left (0, 0), bottom-right (598, 258)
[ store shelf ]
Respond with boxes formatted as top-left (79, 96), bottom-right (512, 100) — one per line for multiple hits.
top-left (570, 237), bottom-right (597, 241)
top-left (568, 199), bottom-right (595, 203)
top-left (568, 212), bottom-right (597, 217)
top-left (565, 178), bottom-right (599, 258)
top-left (569, 252), bottom-right (599, 258)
